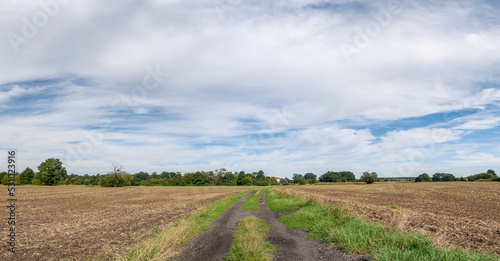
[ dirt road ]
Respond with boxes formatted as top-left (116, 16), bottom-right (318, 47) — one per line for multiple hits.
top-left (176, 191), bottom-right (365, 261)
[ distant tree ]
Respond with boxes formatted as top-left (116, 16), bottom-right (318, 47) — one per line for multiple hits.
top-left (222, 172), bottom-right (235, 185)
top-left (0, 172), bottom-right (6, 183)
top-left (132, 172), bottom-right (150, 186)
top-left (292, 173), bottom-right (303, 184)
top-left (166, 173), bottom-right (185, 186)
top-left (2, 174), bottom-right (20, 185)
top-left (20, 167), bottom-right (35, 185)
top-left (303, 173), bottom-right (317, 184)
top-left (72, 176), bottom-right (82, 185)
top-left (319, 171), bottom-right (355, 182)
top-left (237, 173), bottom-right (252, 186)
top-left (432, 173), bottom-right (455, 182)
top-left (298, 177), bottom-right (307, 185)
top-left (256, 170), bottom-right (265, 181)
top-left (487, 169), bottom-right (497, 176)
top-left (35, 158), bottom-right (67, 186)
top-left (100, 165), bottom-right (132, 187)
top-left (281, 178), bottom-right (290, 185)
top-left (442, 173), bottom-right (455, 181)
top-left (361, 171), bottom-right (378, 184)
top-left (319, 171), bottom-right (341, 182)
top-left (415, 173), bottom-right (431, 182)
top-left (467, 172), bottom-right (496, 181)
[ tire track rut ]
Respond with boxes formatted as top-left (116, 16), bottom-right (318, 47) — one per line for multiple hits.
top-left (176, 191), bottom-right (366, 261)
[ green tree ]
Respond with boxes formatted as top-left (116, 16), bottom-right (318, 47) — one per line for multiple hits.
top-left (486, 169), bottom-right (497, 176)
top-left (415, 173), bottom-right (431, 182)
top-left (72, 176), bottom-right (82, 185)
top-left (361, 171), bottom-right (378, 184)
top-left (100, 165), bottom-right (131, 187)
top-left (35, 158), bottom-right (67, 186)
top-left (319, 171), bottom-right (355, 182)
top-left (292, 173), bottom-right (303, 184)
top-left (237, 173), bottom-right (252, 186)
top-left (467, 172), bottom-right (496, 181)
top-left (303, 173), bottom-right (317, 184)
top-left (20, 167), bottom-right (35, 185)
top-left (2, 174), bottom-right (20, 185)
top-left (256, 170), bottom-right (265, 181)
top-left (132, 172), bottom-right (150, 186)
top-left (0, 171), bottom-right (7, 182)
top-left (298, 177), bottom-right (307, 185)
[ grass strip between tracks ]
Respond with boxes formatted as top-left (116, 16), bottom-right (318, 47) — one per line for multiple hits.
top-left (121, 190), bottom-right (252, 261)
top-left (266, 189), bottom-right (499, 261)
top-left (265, 189), bottom-right (309, 212)
top-left (241, 190), bottom-right (262, 211)
top-left (225, 216), bottom-right (275, 261)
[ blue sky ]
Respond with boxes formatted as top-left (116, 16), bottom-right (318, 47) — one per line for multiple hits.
top-left (1, 0), bottom-right (500, 178)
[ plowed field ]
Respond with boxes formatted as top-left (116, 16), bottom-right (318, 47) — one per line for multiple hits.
top-left (0, 186), bottom-right (249, 261)
top-left (279, 182), bottom-right (500, 255)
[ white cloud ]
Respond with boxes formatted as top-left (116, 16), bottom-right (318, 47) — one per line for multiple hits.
top-left (0, 0), bottom-right (499, 177)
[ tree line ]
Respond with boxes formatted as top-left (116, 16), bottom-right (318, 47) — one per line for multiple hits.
top-left (414, 169), bottom-right (499, 182)
top-left (0, 158), bottom-right (373, 186)
top-left (0, 158), bottom-right (283, 187)
top-left (2, 158), bottom-right (497, 187)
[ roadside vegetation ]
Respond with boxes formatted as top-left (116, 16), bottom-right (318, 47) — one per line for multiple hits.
top-left (225, 216), bottom-right (275, 261)
top-left (241, 190), bottom-right (262, 211)
top-left (266, 189), bottom-right (499, 261)
top-left (122, 191), bottom-right (252, 261)
top-left (265, 189), bottom-right (309, 212)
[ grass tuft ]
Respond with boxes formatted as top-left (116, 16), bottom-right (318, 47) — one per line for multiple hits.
top-left (120, 191), bottom-right (252, 261)
top-left (225, 216), bottom-right (275, 261)
top-left (265, 189), bottom-right (309, 212)
top-left (241, 190), bottom-right (262, 211)
top-left (389, 204), bottom-right (402, 210)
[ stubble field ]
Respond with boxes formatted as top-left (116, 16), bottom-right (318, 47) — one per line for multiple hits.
top-left (279, 182), bottom-right (500, 255)
top-left (0, 186), bottom-right (249, 261)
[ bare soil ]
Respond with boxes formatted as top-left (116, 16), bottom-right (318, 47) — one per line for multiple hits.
top-left (280, 182), bottom-right (500, 255)
top-left (0, 185), bottom-right (249, 261)
top-left (176, 191), bottom-right (366, 261)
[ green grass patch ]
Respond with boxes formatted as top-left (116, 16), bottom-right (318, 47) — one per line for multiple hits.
top-left (265, 189), bottom-right (309, 212)
top-left (242, 190), bottom-right (262, 211)
top-left (225, 216), bottom-right (275, 261)
top-left (389, 204), bottom-right (402, 210)
top-left (122, 190), bottom-right (252, 261)
top-left (279, 202), bottom-right (498, 261)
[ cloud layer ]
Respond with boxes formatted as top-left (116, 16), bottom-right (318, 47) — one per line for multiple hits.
top-left (1, 0), bottom-right (500, 177)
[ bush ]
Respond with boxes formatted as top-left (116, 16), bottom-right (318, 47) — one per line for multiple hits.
top-left (256, 180), bottom-right (269, 186)
top-left (298, 177), bottom-right (307, 185)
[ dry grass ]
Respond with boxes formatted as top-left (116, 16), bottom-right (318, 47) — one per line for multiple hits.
top-left (119, 217), bottom-right (197, 261)
top-left (278, 182), bottom-right (500, 255)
